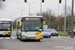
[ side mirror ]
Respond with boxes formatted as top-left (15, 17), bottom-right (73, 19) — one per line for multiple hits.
top-left (19, 21), bottom-right (22, 26)
top-left (43, 21), bottom-right (45, 25)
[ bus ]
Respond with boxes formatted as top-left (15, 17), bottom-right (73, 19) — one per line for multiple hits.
top-left (0, 19), bottom-right (12, 37)
top-left (16, 16), bottom-right (45, 41)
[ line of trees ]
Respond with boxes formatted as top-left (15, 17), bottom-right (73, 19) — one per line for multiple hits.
top-left (36, 6), bottom-right (72, 31)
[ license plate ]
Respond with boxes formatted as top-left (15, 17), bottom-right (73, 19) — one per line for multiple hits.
top-left (45, 35), bottom-right (48, 36)
top-left (31, 38), bottom-right (34, 39)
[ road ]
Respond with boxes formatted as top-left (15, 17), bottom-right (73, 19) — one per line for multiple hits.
top-left (0, 31), bottom-right (75, 50)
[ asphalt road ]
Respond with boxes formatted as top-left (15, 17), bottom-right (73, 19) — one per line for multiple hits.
top-left (0, 31), bottom-right (75, 50)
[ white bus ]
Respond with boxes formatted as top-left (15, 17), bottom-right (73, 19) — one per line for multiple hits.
top-left (16, 16), bottom-right (45, 41)
top-left (0, 19), bottom-right (12, 37)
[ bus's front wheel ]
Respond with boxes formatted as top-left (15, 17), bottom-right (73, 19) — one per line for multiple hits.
top-left (8, 35), bottom-right (11, 37)
top-left (20, 35), bottom-right (23, 41)
top-left (17, 35), bottom-right (19, 39)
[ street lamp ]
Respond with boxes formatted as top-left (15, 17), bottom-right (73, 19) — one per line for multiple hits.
top-left (40, 0), bottom-right (44, 16)
top-left (58, 0), bottom-right (62, 31)
top-left (17, 8), bottom-right (26, 16)
top-left (64, 0), bottom-right (67, 34)
top-left (24, 0), bottom-right (44, 16)
top-left (26, 2), bottom-right (35, 15)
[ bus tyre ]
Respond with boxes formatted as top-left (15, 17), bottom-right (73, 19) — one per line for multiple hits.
top-left (8, 35), bottom-right (11, 37)
top-left (20, 35), bottom-right (23, 41)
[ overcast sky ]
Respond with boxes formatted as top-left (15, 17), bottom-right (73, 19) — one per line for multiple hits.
top-left (0, 0), bottom-right (73, 20)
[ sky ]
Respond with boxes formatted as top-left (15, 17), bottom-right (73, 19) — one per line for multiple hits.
top-left (0, 0), bottom-right (73, 20)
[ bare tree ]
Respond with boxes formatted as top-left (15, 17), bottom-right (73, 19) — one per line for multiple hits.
top-left (62, 6), bottom-right (71, 16)
top-left (37, 9), bottom-right (58, 29)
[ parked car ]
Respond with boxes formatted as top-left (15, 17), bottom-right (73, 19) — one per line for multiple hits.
top-left (42, 29), bottom-right (51, 38)
top-left (47, 29), bottom-right (58, 36)
top-left (68, 29), bottom-right (75, 35)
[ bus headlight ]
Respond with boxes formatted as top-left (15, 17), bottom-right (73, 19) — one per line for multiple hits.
top-left (22, 35), bottom-right (26, 38)
top-left (8, 28), bottom-right (10, 30)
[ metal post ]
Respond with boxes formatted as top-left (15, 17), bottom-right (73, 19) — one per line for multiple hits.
top-left (71, 0), bottom-right (74, 38)
top-left (58, 2), bottom-right (59, 30)
top-left (27, 2), bottom-right (35, 15)
top-left (64, 0), bottom-right (66, 34)
top-left (10, 14), bottom-right (13, 29)
top-left (48, 11), bottom-right (52, 28)
top-left (29, 5), bottom-right (30, 15)
top-left (51, 16), bottom-right (52, 28)
top-left (40, 0), bottom-right (42, 16)
top-left (17, 8), bottom-right (26, 16)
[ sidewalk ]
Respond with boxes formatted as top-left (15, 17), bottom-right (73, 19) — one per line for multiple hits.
top-left (58, 35), bottom-right (75, 38)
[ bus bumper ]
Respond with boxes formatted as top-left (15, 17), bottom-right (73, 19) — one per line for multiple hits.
top-left (0, 32), bottom-right (11, 37)
top-left (21, 36), bottom-right (43, 40)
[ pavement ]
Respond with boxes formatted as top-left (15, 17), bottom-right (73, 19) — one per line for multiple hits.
top-left (0, 31), bottom-right (75, 50)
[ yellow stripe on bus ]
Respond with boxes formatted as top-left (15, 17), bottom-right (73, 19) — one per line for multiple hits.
top-left (35, 31), bottom-right (41, 39)
top-left (5, 31), bottom-right (8, 35)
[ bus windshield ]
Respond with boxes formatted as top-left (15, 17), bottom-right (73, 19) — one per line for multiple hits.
top-left (0, 23), bottom-right (11, 30)
top-left (22, 21), bottom-right (42, 31)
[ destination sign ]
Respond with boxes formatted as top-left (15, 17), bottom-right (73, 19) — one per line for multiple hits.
top-left (2, 22), bottom-right (9, 23)
top-left (0, 22), bottom-right (10, 23)
top-left (25, 17), bottom-right (40, 20)
top-left (30, 18), bottom-right (39, 20)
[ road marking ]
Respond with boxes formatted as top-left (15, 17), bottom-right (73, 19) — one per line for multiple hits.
top-left (5, 37), bottom-right (10, 39)
top-left (0, 36), bottom-right (17, 39)
top-left (0, 36), bottom-right (70, 40)
top-left (0, 37), bottom-right (3, 39)
top-left (11, 37), bottom-right (17, 39)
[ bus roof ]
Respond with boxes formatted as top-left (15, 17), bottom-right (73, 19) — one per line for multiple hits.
top-left (0, 19), bottom-right (12, 21)
top-left (21, 16), bottom-right (42, 18)
top-left (16, 16), bottom-right (43, 22)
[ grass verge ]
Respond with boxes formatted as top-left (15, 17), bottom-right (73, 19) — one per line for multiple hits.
top-left (58, 33), bottom-right (70, 36)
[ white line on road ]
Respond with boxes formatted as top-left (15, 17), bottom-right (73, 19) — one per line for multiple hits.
top-left (0, 37), bottom-right (3, 39)
top-left (5, 37), bottom-right (10, 39)
top-left (11, 37), bottom-right (17, 39)
top-left (0, 36), bottom-right (17, 40)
